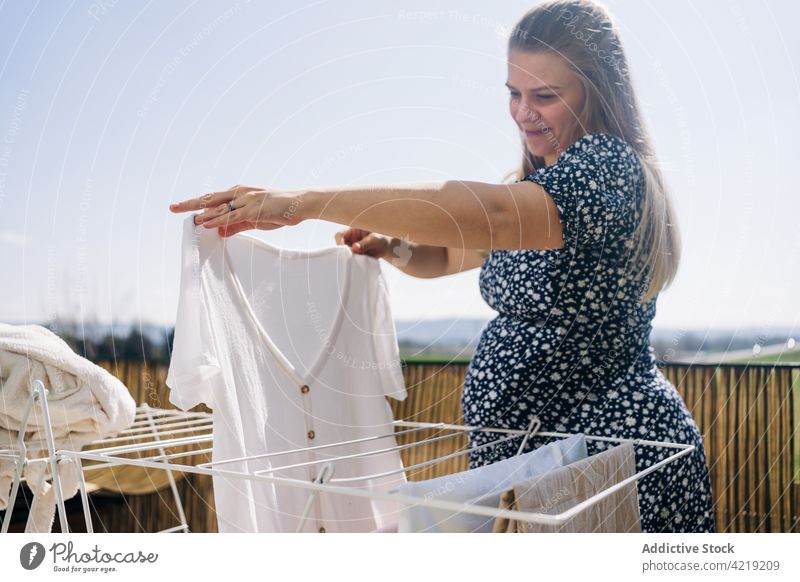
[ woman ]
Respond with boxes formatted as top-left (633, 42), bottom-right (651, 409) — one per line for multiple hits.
top-left (170, 0), bottom-right (715, 533)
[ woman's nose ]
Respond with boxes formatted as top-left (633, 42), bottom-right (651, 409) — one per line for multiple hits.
top-left (515, 100), bottom-right (540, 124)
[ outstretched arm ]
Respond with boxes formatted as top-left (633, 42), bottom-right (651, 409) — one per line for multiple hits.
top-left (301, 180), bottom-right (564, 251)
top-left (169, 180), bottom-right (565, 251)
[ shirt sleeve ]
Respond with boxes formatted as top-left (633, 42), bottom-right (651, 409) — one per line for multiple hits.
top-left (523, 132), bottom-right (643, 249)
top-left (165, 216), bottom-right (222, 410)
top-left (365, 258), bottom-right (408, 401)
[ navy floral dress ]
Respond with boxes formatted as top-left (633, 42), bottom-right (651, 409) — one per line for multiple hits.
top-left (462, 132), bottom-right (715, 533)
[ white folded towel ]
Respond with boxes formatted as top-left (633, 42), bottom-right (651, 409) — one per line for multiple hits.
top-left (0, 323), bottom-right (136, 531)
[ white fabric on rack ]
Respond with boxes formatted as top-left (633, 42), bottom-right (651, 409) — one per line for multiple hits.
top-left (394, 433), bottom-right (587, 533)
top-left (0, 427), bottom-right (78, 533)
top-left (18, 454), bottom-right (80, 533)
top-left (166, 216), bottom-right (408, 533)
top-left (0, 323), bottom-right (136, 531)
top-left (501, 441), bottom-right (641, 532)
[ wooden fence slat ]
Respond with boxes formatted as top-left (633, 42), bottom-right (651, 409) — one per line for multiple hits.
top-left (736, 367), bottom-right (750, 532)
top-left (745, 367), bottom-right (757, 533)
top-left (790, 369), bottom-right (799, 532)
top-left (754, 368), bottom-right (766, 532)
top-left (712, 367), bottom-right (728, 532)
top-left (766, 370), bottom-right (780, 532)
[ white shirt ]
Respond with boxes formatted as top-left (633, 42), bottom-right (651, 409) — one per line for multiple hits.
top-left (166, 217), bottom-right (408, 532)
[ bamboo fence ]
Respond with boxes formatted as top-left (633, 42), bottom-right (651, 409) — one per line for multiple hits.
top-left (11, 359), bottom-right (796, 533)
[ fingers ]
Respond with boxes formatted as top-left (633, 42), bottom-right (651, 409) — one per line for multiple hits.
top-left (342, 228), bottom-right (357, 246)
top-left (201, 200), bottom-right (250, 228)
top-left (346, 228), bottom-right (369, 246)
top-left (353, 233), bottom-right (387, 257)
top-left (170, 192), bottom-right (227, 213)
top-left (336, 229), bottom-right (358, 250)
top-left (193, 202), bottom-right (233, 225)
top-left (218, 220), bottom-right (282, 238)
top-left (335, 228), bottom-right (369, 247)
top-left (172, 185), bottom-right (290, 238)
top-left (169, 184), bottom-right (255, 213)
top-left (203, 212), bottom-right (241, 229)
top-left (333, 228), bottom-right (386, 257)
top-left (351, 234), bottom-right (370, 254)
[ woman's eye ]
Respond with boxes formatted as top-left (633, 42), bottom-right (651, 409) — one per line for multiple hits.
top-left (536, 94), bottom-right (555, 100)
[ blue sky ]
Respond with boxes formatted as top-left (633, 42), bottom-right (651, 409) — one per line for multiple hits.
top-left (0, 0), bottom-right (798, 332)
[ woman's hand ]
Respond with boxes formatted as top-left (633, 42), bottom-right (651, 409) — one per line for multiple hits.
top-left (335, 228), bottom-right (393, 259)
top-left (169, 185), bottom-right (305, 238)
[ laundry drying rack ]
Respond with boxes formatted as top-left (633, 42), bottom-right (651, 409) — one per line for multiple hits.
top-left (0, 380), bottom-right (212, 533)
top-left (1, 380), bottom-right (695, 533)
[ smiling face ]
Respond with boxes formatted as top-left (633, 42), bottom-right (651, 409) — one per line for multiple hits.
top-left (506, 49), bottom-right (586, 166)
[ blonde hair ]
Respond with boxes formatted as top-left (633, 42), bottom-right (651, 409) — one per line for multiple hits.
top-left (505, 0), bottom-right (680, 303)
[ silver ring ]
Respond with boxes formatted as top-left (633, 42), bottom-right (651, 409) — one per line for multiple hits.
top-left (227, 202), bottom-right (235, 213)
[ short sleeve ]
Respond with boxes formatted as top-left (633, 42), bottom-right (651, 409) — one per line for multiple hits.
top-left (165, 217), bottom-right (222, 410)
top-left (523, 132), bottom-right (643, 248)
top-left (365, 258), bottom-right (408, 401)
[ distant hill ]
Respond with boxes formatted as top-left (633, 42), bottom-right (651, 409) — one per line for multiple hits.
top-left (696, 341), bottom-right (800, 364)
top-left (4, 318), bottom-right (796, 365)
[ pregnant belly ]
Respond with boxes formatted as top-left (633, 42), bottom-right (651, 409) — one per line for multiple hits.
top-left (467, 310), bottom-right (645, 381)
top-left (463, 314), bottom-right (667, 434)
top-left (464, 316), bottom-right (585, 403)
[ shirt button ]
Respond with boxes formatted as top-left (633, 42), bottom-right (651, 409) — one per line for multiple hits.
top-left (307, 430), bottom-right (315, 440)
top-left (300, 384), bottom-right (310, 394)
top-left (318, 527), bottom-right (326, 533)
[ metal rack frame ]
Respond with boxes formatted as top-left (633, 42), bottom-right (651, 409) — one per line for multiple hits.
top-left (1, 380), bottom-right (695, 533)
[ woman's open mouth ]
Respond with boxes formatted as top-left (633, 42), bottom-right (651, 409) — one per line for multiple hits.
top-left (524, 128), bottom-right (549, 137)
